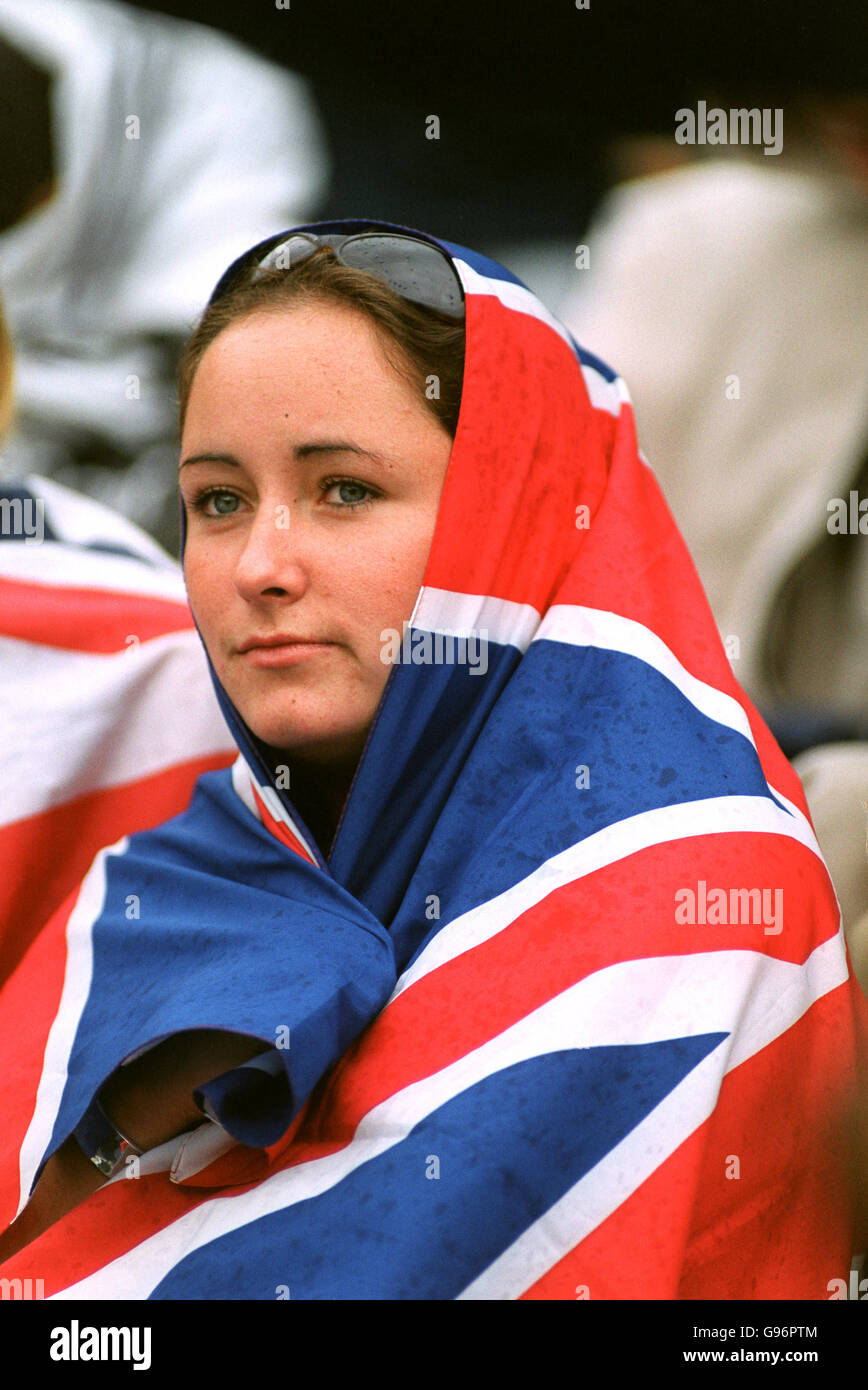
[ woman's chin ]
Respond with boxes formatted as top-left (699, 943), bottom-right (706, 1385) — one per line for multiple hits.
top-left (227, 676), bottom-right (381, 770)
top-left (244, 716), bottom-right (373, 773)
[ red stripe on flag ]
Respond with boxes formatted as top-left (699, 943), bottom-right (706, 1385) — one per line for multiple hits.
top-left (0, 853), bottom-right (854, 1293)
top-left (287, 832), bottom-right (840, 1146)
top-left (424, 297), bottom-right (601, 616)
top-left (0, 892), bottom-right (76, 1230)
top-left (251, 784), bottom-right (318, 865)
top-left (0, 752), bottom-right (235, 985)
top-left (0, 576), bottom-right (194, 652)
top-left (0, 1096), bottom-right (338, 1294)
top-left (519, 983), bottom-right (863, 1299)
top-left (0, 1170), bottom-right (220, 1294)
top-left (423, 295), bottom-right (806, 813)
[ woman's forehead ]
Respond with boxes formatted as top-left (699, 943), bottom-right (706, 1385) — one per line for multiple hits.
top-left (180, 306), bottom-right (451, 477)
top-left (183, 305), bottom-right (415, 424)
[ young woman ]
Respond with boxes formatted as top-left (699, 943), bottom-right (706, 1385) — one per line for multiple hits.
top-left (0, 221), bottom-right (865, 1298)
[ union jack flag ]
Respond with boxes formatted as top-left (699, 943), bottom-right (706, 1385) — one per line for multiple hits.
top-left (1, 225), bottom-right (865, 1300)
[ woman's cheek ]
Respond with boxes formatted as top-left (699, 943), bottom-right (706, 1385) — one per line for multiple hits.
top-left (184, 551), bottom-right (222, 650)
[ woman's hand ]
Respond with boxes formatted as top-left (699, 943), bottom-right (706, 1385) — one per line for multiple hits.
top-left (0, 1134), bottom-right (105, 1264)
top-left (0, 1029), bottom-right (268, 1264)
top-left (99, 1028), bottom-right (268, 1152)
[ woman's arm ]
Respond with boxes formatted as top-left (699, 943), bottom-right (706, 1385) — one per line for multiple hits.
top-left (0, 1029), bottom-right (268, 1264)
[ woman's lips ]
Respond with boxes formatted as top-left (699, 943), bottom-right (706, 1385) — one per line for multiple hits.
top-left (240, 641), bottom-right (335, 668)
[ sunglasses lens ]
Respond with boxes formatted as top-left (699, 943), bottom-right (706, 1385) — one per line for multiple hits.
top-left (216, 230), bottom-right (464, 321)
top-left (250, 234), bottom-right (319, 279)
top-left (339, 235), bottom-right (465, 319)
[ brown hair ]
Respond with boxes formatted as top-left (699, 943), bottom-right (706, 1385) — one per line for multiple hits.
top-left (177, 246), bottom-right (465, 436)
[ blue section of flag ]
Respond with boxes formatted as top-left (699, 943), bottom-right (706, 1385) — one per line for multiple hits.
top-left (439, 240), bottom-right (527, 286)
top-left (45, 770), bottom-right (396, 1167)
top-left (410, 641), bottom-right (770, 915)
top-left (329, 638), bottom-right (520, 922)
top-left (11, 215), bottom-right (849, 1304)
top-left (151, 1033), bottom-right (726, 1299)
top-left (574, 342), bottom-right (619, 383)
top-left (330, 638), bottom-right (775, 963)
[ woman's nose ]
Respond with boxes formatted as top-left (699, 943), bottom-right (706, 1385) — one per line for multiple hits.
top-left (233, 500), bottom-right (308, 601)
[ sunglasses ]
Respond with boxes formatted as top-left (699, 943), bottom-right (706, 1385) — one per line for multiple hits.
top-left (208, 230), bottom-right (465, 321)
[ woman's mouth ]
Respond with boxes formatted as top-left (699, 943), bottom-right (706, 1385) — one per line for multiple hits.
top-left (239, 639), bottom-right (335, 668)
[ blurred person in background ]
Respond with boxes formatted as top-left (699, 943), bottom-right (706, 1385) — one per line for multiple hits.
top-left (558, 89), bottom-right (868, 987)
top-left (0, 0), bottom-right (328, 552)
top-left (0, 290), bottom-right (236, 984)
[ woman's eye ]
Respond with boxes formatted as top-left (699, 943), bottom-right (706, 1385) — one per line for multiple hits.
top-left (191, 488), bottom-right (241, 517)
top-left (186, 479), bottom-right (378, 518)
top-left (320, 477), bottom-right (377, 511)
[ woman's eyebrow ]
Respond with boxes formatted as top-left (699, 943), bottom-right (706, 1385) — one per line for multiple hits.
top-left (179, 443), bottom-right (392, 472)
top-left (179, 451), bottom-right (240, 471)
top-left (294, 441), bottom-right (392, 466)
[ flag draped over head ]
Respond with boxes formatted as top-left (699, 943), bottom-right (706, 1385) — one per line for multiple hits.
top-left (1, 220), bottom-right (866, 1301)
top-left (0, 475), bottom-right (237, 986)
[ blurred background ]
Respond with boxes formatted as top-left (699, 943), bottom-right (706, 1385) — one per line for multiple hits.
top-left (1, 0), bottom-right (868, 969)
top-left (1, 0), bottom-right (864, 547)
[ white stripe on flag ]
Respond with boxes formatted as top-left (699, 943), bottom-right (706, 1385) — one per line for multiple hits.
top-left (577, 364), bottom-right (631, 419)
top-left (0, 542), bottom-right (189, 601)
top-left (16, 840), bottom-right (128, 1213)
top-left (536, 603), bottom-right (756, 745)
top-left (404, 593), bottom-right (769, 763)
top-left (231, 756), bottom-right (261, 820)
top-left (452, 258), bottom-right (627, 418)
top-left (50, 935), bottom-right (846, 1299)
top-left (393, 793), bottom-right (826, 999)
top-left (232, 758), bottom-right (319, 863)
top-left (458, 932), bottom-right (847, 1299)
top-left (409, 587), bottom-right (539, 651)
top-left (255, 781), bottom-right (320, 862)
top-left (453, 257), bottom-right (576, 351)
top-left (0, 631), bottom-right (234, 827)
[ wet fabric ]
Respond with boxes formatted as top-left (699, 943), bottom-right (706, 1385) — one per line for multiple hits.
top-left (1, 220), bottom-right (866, 1300)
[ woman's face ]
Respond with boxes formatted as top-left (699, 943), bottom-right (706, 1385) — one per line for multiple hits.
top-left (180, 301), bottom-right (454, 772)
